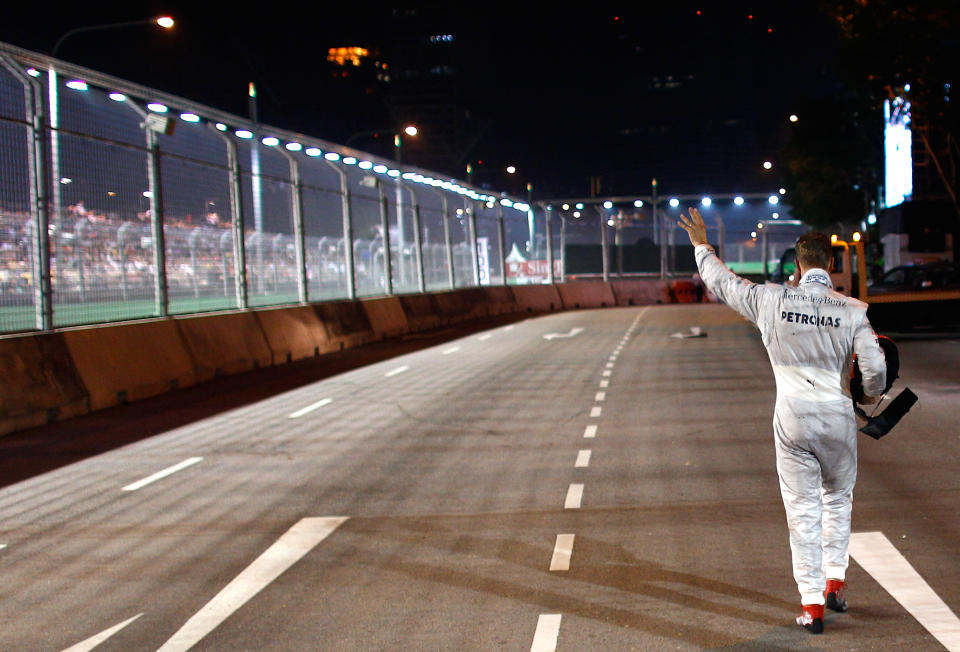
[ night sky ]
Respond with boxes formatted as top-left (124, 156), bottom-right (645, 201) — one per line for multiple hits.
top-left (0, 3), bottom-right (840, 199)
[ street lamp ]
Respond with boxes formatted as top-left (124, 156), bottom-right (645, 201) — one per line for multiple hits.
top-left (52, 16), bottom-right (175, 58)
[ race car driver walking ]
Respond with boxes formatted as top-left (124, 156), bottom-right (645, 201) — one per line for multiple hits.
top-left (677, 208), bottom-right (887, 634)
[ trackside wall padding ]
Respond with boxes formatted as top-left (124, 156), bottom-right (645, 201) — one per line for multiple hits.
top-left (175, 311), bottom-right (272, 382)
top-left (63, 319), bottom-right (197, 412)
top-left (556, 281), bottom-right (617, 309)
top-left (511, 284), bottom-right (562, 312)
top-left (399, 294), bottom-right (442, 332)
top-left (481, 287), bottom-right (518, 315)
top-left (362, 296), bottom-right (409, 339)
top-left (313, 301), bottom-right (375, 350)
top-left (609, 279), bottom-right (673, 306)
top-left (0, 332), bottom-right (89, 436)
top-left (254, 305), bottom-right (332, 365)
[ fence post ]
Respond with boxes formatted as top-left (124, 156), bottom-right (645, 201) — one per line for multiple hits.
top-left (598, 205), bottom-right (610, 282)
top-left (543, 205), bottom-right (555, 284)
top-left (145, 128), bottom-right (169, 316)
top-left (325, 160), bottom-right (355, 300)
top-left (377, 180), bottom-right (393, 295)
top-left (468, 199), bottom-right (480, 287)
top-left (0, 56), bottom-right (53, 330)
top-left (279, 149), bottom-right (308, 303)
top-left (496, 203), bottom-right (507, 286)
top-left (212, 126), bottom-right (248, 309)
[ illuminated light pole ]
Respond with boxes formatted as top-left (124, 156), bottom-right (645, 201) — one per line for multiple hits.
top-left (47, 16), bottom-right (175, 314)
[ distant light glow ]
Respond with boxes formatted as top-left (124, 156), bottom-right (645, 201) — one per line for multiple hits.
top-left (387, 169), bottom-right (400, 177)
top-left (26, 67), bottom-right (40, 77)
top-left (789, 114), bottom-right (798, 122)
top-left (607, 219), bottom-right (615, 226)
top-left (575, 203), bottom-right (584, 210)
top-left (768, 195), bottom-right (779, 204)
top-left (59, 177), bottom-right (72, 184)
top-left (215, 123), bottom-right (228, 131)
top-left (763, 161), bottom-right (773, 170)
top-left (701, 197), bottom-right (712, 207)
top-left (235, 130), bottom-right (253, 139)
top-left (562, 204), bottom-right (570, 211)
top-left (142, 191), bottom-right (153, 198)
top-left (751, 231), bottom-right (757, 238)
top-left (884, 95), bottom-right (913, 208)
top-left (603, 201), bottom-right (613, 209)
top-left (65, 80), bottom-right (88, 91)
top-left (669, 198), bottom-right (679, 208)
top-left (373, 164), bottom-right (388, 173)
top-left (285, 142), bottom-right (302, 151)
top-left (156, 16), bottom-right (175, 28)
top-left (147, 103), bottom-right (168, 113)
top-left (573, 211), bottom-right (581, 218)
top-left (343, 156), bottom-right (357, 165)
top-left (506, 165), bottom-right (517, 174)
top-left (500, 198), bottom-right (513, 207)
top-left (779, 187), bottom-right (786, 194)
top-left (734, 196), bottom-right (745, 206)
top-left (179, 113), bottom-right (200, 123)
top-left (867, 213), bottom-right (877, 225)
top-left (772, 212), bottom-right (780, 219)
top-left (853, 231), bottom-right (862, 242)
top-left (109, 92), bottom-right (127, 102)
top-left (358, 160), bottom-right (373, 170)
top-left (831, 234), bottom-right (838, 243)
top-left (324, 152), bottom-right (340, 161)
top-left (305, 147), bottom-right (322, 157)
top-left (261, 137), bottom-right (280, 146)
top-left (634, 199), bottom-right (644, 207)
top-left (404, 125), bottom-right (418, 136)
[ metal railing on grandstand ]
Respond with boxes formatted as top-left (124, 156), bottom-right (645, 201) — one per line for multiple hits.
top-left (0, 41), bottom-right (801, 335)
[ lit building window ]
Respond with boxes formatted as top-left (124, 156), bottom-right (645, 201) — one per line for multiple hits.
top-left (327, 47), bottom-right (370, 67)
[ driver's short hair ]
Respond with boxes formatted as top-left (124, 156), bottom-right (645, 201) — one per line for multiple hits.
top-left (795, 232), bottom-right (833, 270)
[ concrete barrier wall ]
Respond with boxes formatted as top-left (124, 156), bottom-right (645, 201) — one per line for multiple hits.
top-left (556, 281), bottom-right (617, 309)
top-left (1, 279), bottom-right (691, 437)
top-left (511, 284), bottom-right (562, 312)
top-left (609, 279), bottom-right (673, 306)
top-left (176, 311), bottom-right (272, 382)
top-left (254, 305), bottom-right (331, 365)
top-left (362, 296), bottom-right (409, 339)
top-left (0, 332), bottom-right (89, 436)
top-left (64, 319), bottom-right (197, 412)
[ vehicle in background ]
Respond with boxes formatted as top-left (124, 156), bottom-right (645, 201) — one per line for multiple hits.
top-left (770, 241), bottom-right (861, 297)
top-left (869, 262), bottom-right (960, 294)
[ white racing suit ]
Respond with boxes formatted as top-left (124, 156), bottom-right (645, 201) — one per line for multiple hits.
top-left (694, 245), bottom-right (886, 605)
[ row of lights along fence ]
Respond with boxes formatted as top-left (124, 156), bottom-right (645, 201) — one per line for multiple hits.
top-left (0, 39), bottom-right (796, 334)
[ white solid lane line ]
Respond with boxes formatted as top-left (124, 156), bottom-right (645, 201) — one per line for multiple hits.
top-left (575, 450), bottom-right (591, 468)
top-left (590, 407), bottom-right (602, 417)
top-left (385, 365), bottom-right (409, 377)
top-left (530, 614), bottom-right (562, 652)
top-left (595, 392), bottom-right (606, 402)
top-left (157, 516), bottom-right (349, 652)
top-left (564, 484), bottom-right (584, 509)
top-left (478, 334), bottom-right (493, 341)
top-left (288, 397), bottom-right (332, 419)
top-left (59, 613), bottom-right (144, 652)
top-left (583, 425), bottom-right (598, 438)
top-left (550, 534), bottom-right (575, 571)
top-left (850, 532), bottom-right (960, 651)
top-left (122, 457), bottom-right (203, 492)
top-left (442, 346), bottom-right (461, 355)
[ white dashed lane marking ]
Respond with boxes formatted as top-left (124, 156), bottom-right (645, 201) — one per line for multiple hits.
top-left (442, 346), bottom-right (460, 355)
top-left (564, 484), bottom-right (584, 509)
top-left (549, 534), bottom-right (575, 571)
top-left (583, 425), bottom-right (597, 438)
top-left (288, 398), bottom-right (332, 419)
top-left (575, 450), bottom-right (591, 468)
top-left (595, 392), bottom-right (605, 402)
top-left (590, 407), bottom-right (602, 417)
top-left (530, 614), bottom-right (562, 652)
top-left (122, 457), bottom-right (203, 492)
top-left (385, 366), bottom-right (409, 377)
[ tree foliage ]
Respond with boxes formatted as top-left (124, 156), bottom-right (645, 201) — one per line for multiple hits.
top-left (780, 1), bottom-right (959, 228)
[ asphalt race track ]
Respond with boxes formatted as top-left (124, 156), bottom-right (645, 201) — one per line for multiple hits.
top-left (1, 304), bottom-right (958, 651)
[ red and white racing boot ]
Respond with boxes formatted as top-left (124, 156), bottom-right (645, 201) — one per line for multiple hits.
top-left (796, 603), bottom-right (824, 633)
top-left (825, 578), bottom-right (848, 612)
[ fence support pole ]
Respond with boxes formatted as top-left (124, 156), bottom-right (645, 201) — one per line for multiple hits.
top-left (377, 180), bottom-right (393, 295)
top-left (598, 205), bottom-right (610, 282)
top-left (279, 150), bottom-right (308, 303)
top-left (543, 205), bottom-right (555, 284)
top-left (211, 126), bottom-right (248, 308)
top-left (496, 203), bottom-right (507, 286)
top-left (468, 199), bottom-right (480, 287)
top-left (325, 161), bottom-right (355, 299)
top-left (1, 56), bottom-right (53, 330)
